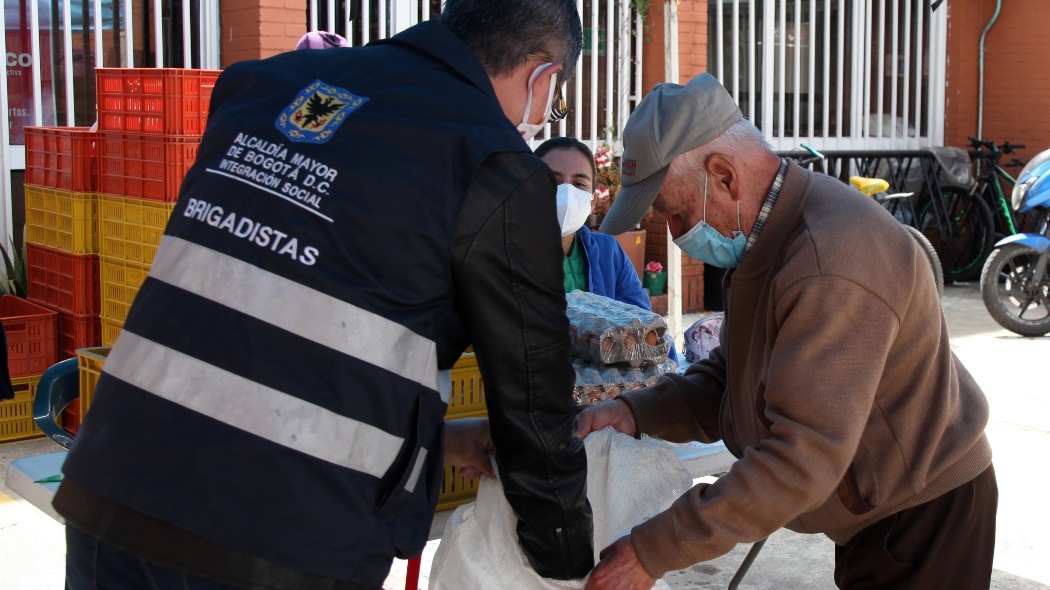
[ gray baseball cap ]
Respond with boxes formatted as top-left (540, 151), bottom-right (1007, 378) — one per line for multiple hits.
top-left (599, 73), bottom-right (742, 235)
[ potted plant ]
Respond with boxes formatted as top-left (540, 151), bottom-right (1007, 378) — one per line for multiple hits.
top-left (643, 260), bottom-right (666, 296)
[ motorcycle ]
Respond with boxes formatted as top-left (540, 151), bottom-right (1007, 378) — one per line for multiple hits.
top-left (980, 147), bottom-right (1050, 336)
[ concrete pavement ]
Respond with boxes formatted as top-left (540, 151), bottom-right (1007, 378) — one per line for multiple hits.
top-left (2, 281), bottom-right (1048, 589)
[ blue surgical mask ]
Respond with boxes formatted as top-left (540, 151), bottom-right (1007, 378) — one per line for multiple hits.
top-left (673, 175), bottom-right (747, 268)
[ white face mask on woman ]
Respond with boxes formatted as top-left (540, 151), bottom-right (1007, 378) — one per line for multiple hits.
top-left (518, 63), bottom-right (559, 141)
top-left (556, 183), bottom-right (594, 237)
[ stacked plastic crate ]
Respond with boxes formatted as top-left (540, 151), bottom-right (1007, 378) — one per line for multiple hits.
top-left (22, 125), bottom-right (102, 433)
top-left (94, 68), bottom-right (220, 349)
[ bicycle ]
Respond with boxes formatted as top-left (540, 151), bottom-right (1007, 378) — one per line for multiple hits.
top-left (788, 145), bottom-right (945, 296)
top-left (913, 136), bottom-right (1032, 282)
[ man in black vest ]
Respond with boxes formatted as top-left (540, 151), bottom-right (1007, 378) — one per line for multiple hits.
top-left (54, 1), bottom-right (593, 588)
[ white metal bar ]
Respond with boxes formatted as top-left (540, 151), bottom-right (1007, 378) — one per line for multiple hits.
top-left (913, 0), bottom-right (924, 142)
top-left (617, 0), bottom-right (630, 139)
top-left (362, 0), bottom-right (370, 44)
top-left (715, 0), bottom-right (724, 81)
top-left (875, 0), bottom-right (884, 140)
top-left (835, 0), bottom-right (844, 137)
top-left (29, 0), bottom-right (43, 124)
top-left (901, 0), bottom-right (912, 143)
top-left (310, 0), bottom-right (317, 31)
top-left (125, 0), bottom-right (135, 66)
top-left (792, 0), bottom-right (800, 139)
top-left (63, 0), bottom-right (75, 125)
top-left (734, 0), bottom-right (743, 103)
top-left (889, 0), bottom-right (899, 141)
top-left (807, 0), bottom-right (815, 138)
top-left (574, 0), bottom-right (583, 144)
top-left (777, 0), bottom-right (785, 138)
top-left (664, 0), bottom-right (682, 356)
top-left (822, 0), bottom-right (830, 137)
top-left (929, 0), bottom-right (946, 145)
top-left (589, 0), bottom-right (597, 145)
top-left (379, 0), bottom-right (387, 38)
top-left (154, 0), bottom-right (163, 66)
top-left (860, 0), bottom-right (871, 139)
top-left (328, 0), bottom-right (336, 33)
top-left (762, 0), bottom-right (774, 137)
top-left (182, 0), bottom-right (192, 66)
top-left (95, 0), bottom-right (104, 68)
top-left (634, 2), bottom-right (643, 129)
top-left (605, 0), bottom-right (614, 142)
top-left (748, 0), bottom-right (756, 123)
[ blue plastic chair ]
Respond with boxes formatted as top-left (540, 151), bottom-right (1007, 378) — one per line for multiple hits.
top-left (32, 357), bottom-right (80, 449)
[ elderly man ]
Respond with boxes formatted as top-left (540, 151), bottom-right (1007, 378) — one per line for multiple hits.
top-left (578, 73), bottom-right (996, 590)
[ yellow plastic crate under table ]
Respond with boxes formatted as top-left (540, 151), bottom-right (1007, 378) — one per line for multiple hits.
top-left (438, 352), bottom-right (488, 511)
top-left (0, 375), bottom-right (43, 443)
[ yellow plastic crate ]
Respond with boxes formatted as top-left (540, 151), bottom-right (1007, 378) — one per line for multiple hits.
top-left (101, 317), bottom-right (123, 347)
top-left (100, 257), bottom-right (150, 324)
top-left (446, 352), bottom-right (486, 419)
top-left (0, 375), bottom-right (43, 443)
top-left (437, 352), bottom-right (488, 510)
top-left (99, 194), bottom-right (175, 265)
top-left (76, 346), bottom-right (111, 423)
top-left (24, 184), bottom-right (99, 254)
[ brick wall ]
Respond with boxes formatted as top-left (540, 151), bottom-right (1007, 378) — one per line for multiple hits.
top-left (945, 2), bottom-right (1050, 164)
top-left (221, 0), bottom-right (306, 67)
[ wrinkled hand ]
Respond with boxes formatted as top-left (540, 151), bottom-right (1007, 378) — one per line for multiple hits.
top-left (576, 399), bottom-right (637, 439)
top-left (443, 417), bottom-right (494, 478)
top-left (585, 536), bottom-right (656, 590)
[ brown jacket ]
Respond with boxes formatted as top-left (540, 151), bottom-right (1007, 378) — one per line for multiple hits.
top-left (621, 162), bottom-right (992, 578)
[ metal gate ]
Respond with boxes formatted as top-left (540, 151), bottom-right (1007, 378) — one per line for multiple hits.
top-left (708, 0), bottom-right (948, 152)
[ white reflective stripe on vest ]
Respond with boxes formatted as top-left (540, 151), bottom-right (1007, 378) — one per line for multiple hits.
top-left (150, 235), bottom-right (449, 403)
top-left (104, 331), bottom-right (404, 477)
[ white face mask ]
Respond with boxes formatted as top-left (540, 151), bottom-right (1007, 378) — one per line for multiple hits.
top-left (556, 183), bottom-right (594, 237)
top-left (518, 63), bottom-right (558, 141)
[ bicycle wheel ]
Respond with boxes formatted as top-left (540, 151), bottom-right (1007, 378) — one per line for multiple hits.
top-left (980, 243), bottom-right (1050, 336)
top-left (901, 224), bottom-right (944, 297)
top-left (916, 186), bottom-right (995, 282)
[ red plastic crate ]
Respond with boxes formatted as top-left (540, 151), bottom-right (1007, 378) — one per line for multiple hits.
top-left (24, 127), bottom-right (98, 192)
top-left (0, 295), bottom-right (58, 378)
top-left (26, 243), bottom-right (101, 315)
top-left (96, 68), bottom-right (220, 136)
top-left (99, 133), bottom-right (200, 201)
top-left (56, 311), bottom-right (102, 360)
top-left (61, 398), bottom-right (80, 435)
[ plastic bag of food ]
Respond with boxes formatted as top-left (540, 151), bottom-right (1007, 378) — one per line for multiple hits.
top-left (566, 290), bottom-right (669, 366)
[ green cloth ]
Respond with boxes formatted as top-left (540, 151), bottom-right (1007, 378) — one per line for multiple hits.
top-left (563, 235), bottom-right (589, 293)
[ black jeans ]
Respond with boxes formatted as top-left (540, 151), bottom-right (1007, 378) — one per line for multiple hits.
top-left (834, 464), bottom-right (998, 589)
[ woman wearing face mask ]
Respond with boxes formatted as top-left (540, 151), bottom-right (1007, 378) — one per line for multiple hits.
top-left (535, 137), bottom-right (678, 362)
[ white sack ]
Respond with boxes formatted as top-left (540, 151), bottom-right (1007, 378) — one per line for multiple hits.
top-left (429, 427), bottom-right (693, 589)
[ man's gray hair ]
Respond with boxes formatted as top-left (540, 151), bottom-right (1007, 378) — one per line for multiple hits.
top-left (441, 0), bottom-right (583, 83)
top-left (670, 118), bottom-right (771, 188)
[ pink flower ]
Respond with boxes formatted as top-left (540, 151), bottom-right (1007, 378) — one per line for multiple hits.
top-left (645, 261), bottom-right (663, 274)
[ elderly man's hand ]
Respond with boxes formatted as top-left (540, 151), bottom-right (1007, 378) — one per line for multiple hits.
top-left (443, 417), bottom-right (494, 478)
top-left (576, 399), bottom-right (637, 439)
top-left (584, 536), bottom-right (656, 590)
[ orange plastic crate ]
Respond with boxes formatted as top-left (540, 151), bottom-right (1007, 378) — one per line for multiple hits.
top-left (24, 126), bottom-right (98, 192)
top-left (0, 376), bottom-right (44, 443)
top-left (61, 398), bottom-right (80, 435)
top-left (96, 68), bottom-right (220, 136)
top-left (0, 295), bottom-right (58, 378)
top-left (26, 243), bottom-right (101, 315)
top-left (57, 311), bottom-right (102, 360)
top-left (98, 133), bottom-right (199, 201)
top-left (99, 195), bottom-right (175, 265)
top-left (24, 185), bottom-right (99, 254)
top-left (100, 257), bottom-right (150, 324)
